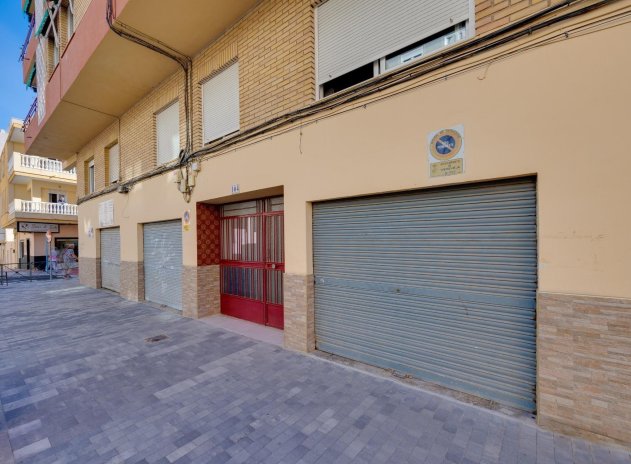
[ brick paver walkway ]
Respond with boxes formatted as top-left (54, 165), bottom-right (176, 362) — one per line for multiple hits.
top-left (0, 280), bottom-right (629, 464)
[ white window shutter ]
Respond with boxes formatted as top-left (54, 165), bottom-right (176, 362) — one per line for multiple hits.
top-left (156, 102), bottom-right (180, 165)
top-left (109, 143), bottom-right (119, 183)
top-left (202, 62), bottom-right (240, 144)
top-left (317, 0), bottom-right (470, 84)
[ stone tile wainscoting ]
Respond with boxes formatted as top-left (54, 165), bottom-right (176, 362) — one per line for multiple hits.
top-left (120, 261), bottom-right (144, 302)
top-left (538, 292), bottom-right (631, 447)
top-left (283, 273), bottom-right (315, 353)
top-left (182, 265), bottom-right (220, 319)
top-left (79, 256), bottom-right (99, 288)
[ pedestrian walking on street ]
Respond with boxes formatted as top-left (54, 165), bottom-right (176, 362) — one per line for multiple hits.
top-left (51, 247), bottom-right (58, 272)
top-left (62, 244), bottom-right (77, 279)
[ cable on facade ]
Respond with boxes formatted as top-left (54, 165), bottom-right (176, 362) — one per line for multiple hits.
top-left (78, 0), bottom-right (623, 204)
top-left (105, 0), bottom-right (193, 157)
top-left (179, 0), bottom-right (616, 162)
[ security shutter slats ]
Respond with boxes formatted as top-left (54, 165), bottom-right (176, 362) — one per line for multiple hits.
top-left (313, 178), bottom-right (537, 411)
top-left (202, 62), bottom-right (240, 144)
top-left (144, 220), bottom-right (182, 311)
top-left (109, 143), bottom-right (119, 183)
top-left (100, 228), bottom-right (120, 293)
top-left (156, 102), bottom-right (180, 165)
top-left (317, 0), bottom-right (469, 84)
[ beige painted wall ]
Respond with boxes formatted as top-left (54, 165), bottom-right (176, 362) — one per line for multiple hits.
top-left (78, 16), bottom-right (631, 300)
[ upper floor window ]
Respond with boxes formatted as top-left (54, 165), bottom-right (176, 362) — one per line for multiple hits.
top-left (66, 1), bottom-right (74, 37)
top-left (202, 61), bottom-right (240, 144)
top-left (49, 192), bottom-right (67, 203)
top-left (107, 142), bottom-right (119, 184)
top-left (317, 0), bottom-right (470, 97)
top-left (156, 101), bottom-right (180, 165)
top-left (50, 36), bottom-right (59, 68)
top-left (87, 158), bottom-right (95, 194)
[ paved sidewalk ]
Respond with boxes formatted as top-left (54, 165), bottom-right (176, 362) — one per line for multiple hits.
top-left (0, 280), bottom-right (629, 464)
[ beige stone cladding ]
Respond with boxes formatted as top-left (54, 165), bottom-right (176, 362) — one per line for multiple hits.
top-left (79, 256), bottom-right (99, 288)
top-left (182, 265), bottom-right (220, 319)
top-left (283, 273), bottom-right (315, 352)
top-left (476, 0), bottom-right (558, 35)
top-left (538, 292), bottom-right (631, 446)
top-left (120, 261), bottom-right (144, 302)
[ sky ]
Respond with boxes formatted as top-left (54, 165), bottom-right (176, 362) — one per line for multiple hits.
top-left (0, 0), bottom-right (36, 132)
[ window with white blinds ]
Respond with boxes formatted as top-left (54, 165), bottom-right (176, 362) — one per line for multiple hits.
top-left (108, 143), bottom-right (119, 184)
top-left (317, 0), bottom-right (470, 85)
top-left (202, 62), bottom-right (240, 144)
top-left (87, 159), bottom-right (95, 194)
top-left (156, 102), bottom-right (180, 165)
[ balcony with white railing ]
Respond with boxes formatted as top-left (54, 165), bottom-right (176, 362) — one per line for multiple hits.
top-left (8, 152), bottom-right (77, 182)
top-left (9, 199), bottom-right (78, 218)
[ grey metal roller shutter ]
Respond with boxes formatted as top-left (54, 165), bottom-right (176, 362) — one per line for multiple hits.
top-left (100, 228), bottom-right (120, 293)
top-left (144, 220), bottom-right (182, 311)
top-left (313, 179), bottom-right (537, 411)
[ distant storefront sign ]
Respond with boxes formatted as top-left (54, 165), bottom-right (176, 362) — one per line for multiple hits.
top-left (17, 222), bottom-right (60, 233)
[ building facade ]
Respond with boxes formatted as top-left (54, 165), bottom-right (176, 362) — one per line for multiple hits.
top-left (0, 119), bottom-right (78, 268)
top-left (20, 0), bottom-right (631, 447)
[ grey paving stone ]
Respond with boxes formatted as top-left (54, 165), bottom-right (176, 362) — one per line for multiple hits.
top-left (1, 280), bottom-right (629, 464)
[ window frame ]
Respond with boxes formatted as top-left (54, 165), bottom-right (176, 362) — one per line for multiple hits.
top-left (155, 101), bottom-right (181, 166)
top-left (107, 142), bottom-right (120, 185)
top-left (315, 0), bottom-right (473, 99)
top-left (67, 2), bottom-right (74, 37)
top-left (201, 61), bottom-right (241, 145)
top-left (87, 159), bottom-right (95, 194)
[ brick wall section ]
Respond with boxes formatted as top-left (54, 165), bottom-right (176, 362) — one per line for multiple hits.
top-left (72, 0), bottom-right (91, 32)
top-left (120, 260), bottom-right (144, 302)
top-left (538, 292), bottom-right (631, 446)
top-left (79, 256), bottom-right (99, 288)
top-left (283, 273), bottom-right (315, 352)
top-left (78, 0), bottom-right (314, 199)
top-left (182, 265), bottom-right (220, 319)
top-left (192, 0), bottom-right (315, 142)
top-left (475, 0), bottom-right (562, 35)
top-left (76, 122), bottom-right (118, 197)
top-left (120, 72), bottom-right (185, 181)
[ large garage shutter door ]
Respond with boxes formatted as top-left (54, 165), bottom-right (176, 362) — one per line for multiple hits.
top-left (144, 220), bottom-right (182, 311)
top-left (100, 228), bottom-right (120, 292)
top-left (313, 179), bottom-right (537, 411)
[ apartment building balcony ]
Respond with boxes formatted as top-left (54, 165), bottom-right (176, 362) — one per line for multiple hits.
top-left (20, 16), bottom-right (36, 86)
top-left (8, 153), bottom-right (77, 184)
top-left (7, 200), bottom-right (78, 224)
top-left (24, 0), bottom-right (259, 159)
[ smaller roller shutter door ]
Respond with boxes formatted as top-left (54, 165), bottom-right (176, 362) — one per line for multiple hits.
top-left (144, 220), bottom-right (182, 310)
top-left (100, 228), bottom-right (120, 293)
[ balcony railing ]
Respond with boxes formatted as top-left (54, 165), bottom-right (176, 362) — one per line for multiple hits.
top-left (19, 16), bottom-right (35, 62)
top-left (13, 153), bottom-right (77, 175)
top-left (9, 199), bottom-right (78, 216)
top-left (23, 98), bottom-right (37, 131)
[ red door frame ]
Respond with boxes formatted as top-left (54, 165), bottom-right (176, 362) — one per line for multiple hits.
top-left (220, 207), bottom-right (284, 329)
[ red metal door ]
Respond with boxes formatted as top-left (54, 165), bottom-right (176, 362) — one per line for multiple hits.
top-left (220, 198), bottom-right (284, 329)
